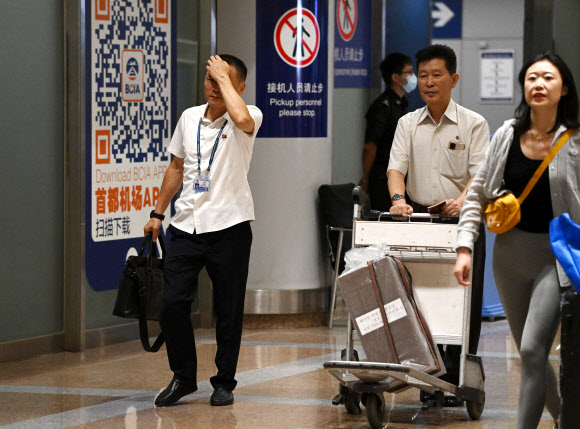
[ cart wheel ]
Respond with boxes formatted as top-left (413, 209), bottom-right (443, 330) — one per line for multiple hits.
top-left (361, 392), bottom-right (368, 407)
top-left (343, 388), bottom-right (361, 414)
top-left (466, 400), bottom-right (484, 420)
top-left (365, 393), bottom-right (385, 429)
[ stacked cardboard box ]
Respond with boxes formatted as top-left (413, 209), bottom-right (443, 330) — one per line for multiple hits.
top-left (338, 255), bottom-right (444, 388)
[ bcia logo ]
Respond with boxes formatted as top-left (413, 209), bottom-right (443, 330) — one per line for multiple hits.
top-left (126, 58), bottom-right (139, 80)
top-left (122, 50), bottom-right (144, 102)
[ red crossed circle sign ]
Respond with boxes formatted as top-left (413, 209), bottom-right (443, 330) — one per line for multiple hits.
top-left (337, 0), bottom-right (357, 41)
top-left (274, 8), bottom-right (320, 68)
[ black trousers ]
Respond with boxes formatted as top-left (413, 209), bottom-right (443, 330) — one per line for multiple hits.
top-left (161, 221), bottom-right (252, 391)
top-left (368, 166), bottom-right (390, 212)
top-left (410, 201), bottom-right (485, 384)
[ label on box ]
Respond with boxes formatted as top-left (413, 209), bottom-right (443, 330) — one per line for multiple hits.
top-left (385, 298), bottom-right (407, 323)
top-left (355, 298), bottom-right (408, 336)
top-left (355, 308), bottom-right (384, 335)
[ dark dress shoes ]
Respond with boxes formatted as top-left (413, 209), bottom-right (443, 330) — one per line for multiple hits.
top-left (210, 388), bottom-right (234, 406)
top-left (155, 377), bottom-right (198, 407)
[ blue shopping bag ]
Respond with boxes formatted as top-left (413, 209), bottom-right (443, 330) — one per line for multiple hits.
top-left (550, 213), bottom-right (580, 292)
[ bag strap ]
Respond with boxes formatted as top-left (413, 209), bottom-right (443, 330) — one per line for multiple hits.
top-left (367, 261), bottom-right (399, 363)
top-left (141, 232), bottom-right (167, 258)
top-left (138, 232), bottom-right (166, 352)
top-left (137, 274), bottom-right (165, 352)
top-left (146, 233), bottom-right (166, 261)
top-left (518, 128), bottom-right (575, 204)
top-left (138, 234), bottom-right (150, 256)
top-left (157, 233), bottom-right (166, 259)
top-left (392, 257), bottom-right (441, 372)
top-left (138, 317), bottom-right (164, 352)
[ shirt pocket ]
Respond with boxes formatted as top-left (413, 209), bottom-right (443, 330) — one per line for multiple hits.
top-left (438, 145), bottom-right (468, 179)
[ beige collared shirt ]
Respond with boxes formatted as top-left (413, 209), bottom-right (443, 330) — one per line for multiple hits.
top-left (388, 99), bottom-right (490, 206)
top-left (168, 103), bottom-right (263, 234)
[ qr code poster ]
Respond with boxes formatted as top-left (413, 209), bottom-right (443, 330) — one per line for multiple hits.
top-left (88, 0), bottom-right (175, 243)
top-left (85, 0), bottom-right (175, 291)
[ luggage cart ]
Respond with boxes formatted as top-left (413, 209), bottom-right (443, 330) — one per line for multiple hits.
top-left (325, 188), bottom-right (485, 428)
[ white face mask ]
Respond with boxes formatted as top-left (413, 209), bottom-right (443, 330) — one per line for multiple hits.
top-left (402, 73), bottom-right (417, 93)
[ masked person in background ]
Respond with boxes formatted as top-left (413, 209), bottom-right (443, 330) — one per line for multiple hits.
top-left (359, 53), bottom-right (416, 211)
top-left (455, 52), bottom-right (580, 429)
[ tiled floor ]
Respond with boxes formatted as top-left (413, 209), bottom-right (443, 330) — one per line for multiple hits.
top-left (0, 319), bottom-right (560, 428)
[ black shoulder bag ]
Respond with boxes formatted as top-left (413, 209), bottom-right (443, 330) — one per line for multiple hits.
top-left (113, 232), bottom-right (165, 352)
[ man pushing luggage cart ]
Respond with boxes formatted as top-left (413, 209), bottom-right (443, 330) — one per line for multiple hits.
top-left (324, 187), bottom-right (485, 429)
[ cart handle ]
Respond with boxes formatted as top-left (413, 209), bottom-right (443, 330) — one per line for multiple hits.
top-left (373, 212), bottom-right (459, 223)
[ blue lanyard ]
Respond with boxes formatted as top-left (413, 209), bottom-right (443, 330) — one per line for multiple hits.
top-left (197, 119), bottom-right (228, 175)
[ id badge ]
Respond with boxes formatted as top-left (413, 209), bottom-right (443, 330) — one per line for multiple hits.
top-left (194, 176), bottom-right (211, 192)
top-left (448, 141), bottom-right (465, 150)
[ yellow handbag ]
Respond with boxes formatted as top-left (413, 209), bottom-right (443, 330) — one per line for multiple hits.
top-left (484, 192), bottom-right (520, 234)
top-left (485, 129), bottom-right (574, 234)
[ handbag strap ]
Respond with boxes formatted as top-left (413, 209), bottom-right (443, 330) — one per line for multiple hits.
top-left (392, 257), bottom-right (441, 372)
top-left (147, 233), bottom-right (166, 262)
top-left (517, 128), bottom-right (575, 204)
top-left (140, 232), bottom-right (167, 259)
top-left (367, 261), bottom-right (399, 363)
top-left (138, 317), bottom-right (164, 352)
top-left (137, 275), bottom-right (165, 352)
top-left (138, 233), bottom-right (150, 256)
top-left (137, 232), bottom-right (166, 352)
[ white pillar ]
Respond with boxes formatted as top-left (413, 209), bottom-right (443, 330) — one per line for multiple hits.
top-left (217, 0), bottom-right (333, 311)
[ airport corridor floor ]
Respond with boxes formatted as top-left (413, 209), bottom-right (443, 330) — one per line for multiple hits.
top-left (0, 320), bottom-right (560, 428)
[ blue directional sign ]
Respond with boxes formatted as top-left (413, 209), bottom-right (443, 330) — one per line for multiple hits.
top-left (432, 0), bottom-right (462, 39)
top-left (385, 0), bottom-right (430, 111)
top-left (334, 0), bottom-right (371, 88)
top-left (256, 0), bottom-right (328, 138)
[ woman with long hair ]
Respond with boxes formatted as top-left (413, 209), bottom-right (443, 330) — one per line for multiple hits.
top-left (454, 51), bottom-right (580, 429)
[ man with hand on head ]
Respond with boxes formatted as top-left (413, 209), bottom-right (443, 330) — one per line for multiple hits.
top-left (359, 52), bottom-right (416, 211)
top-left (144, 54), bottom-right (263, 408)
top-left (387, 44), bottom-right (489, 406)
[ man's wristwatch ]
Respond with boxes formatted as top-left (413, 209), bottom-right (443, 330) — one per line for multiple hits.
top-left (150, 210), bottom-right (165, 221)
top-left (391, 194), bottom-right (405, 203)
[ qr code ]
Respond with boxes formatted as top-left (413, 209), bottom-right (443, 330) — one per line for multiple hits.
top-left (90, 0), bottom-right (173, 242)
top-left (91, 0), bottom-right (172, 164)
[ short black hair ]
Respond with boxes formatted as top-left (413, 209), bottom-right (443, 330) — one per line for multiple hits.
top-left (514, 51), bottom-right (579, 133)
top-left (380, 52), bottom-right (413, 86)
top-left (219, 54), bottom-right (247, 82)
top-left (415, 44), bottom-right (457, 75)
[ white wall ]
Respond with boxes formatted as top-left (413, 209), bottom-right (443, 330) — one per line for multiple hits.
top-left (331, 88), bottom-right (368, 185)
top-left (217, 1), bottom-right (333, 290)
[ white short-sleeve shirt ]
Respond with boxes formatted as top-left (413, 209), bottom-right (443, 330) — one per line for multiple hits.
top-left (168, 103), bottom-right (263, 234)
top-left (388, 99), bottom-right (490, 206)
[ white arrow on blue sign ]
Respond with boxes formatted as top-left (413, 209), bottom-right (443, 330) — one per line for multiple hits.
top-left (432, 0), bottom-right (462, 39)
top-left (433, 1), bottom-right (454, 27)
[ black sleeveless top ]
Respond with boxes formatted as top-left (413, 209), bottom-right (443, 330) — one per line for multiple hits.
top-left (503, 129), bottom-right (553, 233)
